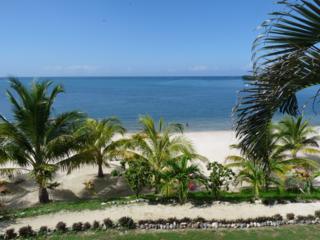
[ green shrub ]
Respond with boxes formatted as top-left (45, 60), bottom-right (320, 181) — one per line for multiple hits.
top-left (72, 222), bottom-right (83, 232)
top-left (38, 226), bottom-right (49, 235)
top-left (206, 162), bottom-right (235, 198)
top-left (55, 221), bottom-right (67, 232)
top-left (92, 220), bottom-right (100, 229)
top-left (118, 216), bottom-right (136, 229)
top-left (18, 225), bottom-right (34, 238)
top-left (103, 218), bottom-right (114, 229)
top-left (286, 213), bottom-right (295, 220)
top-left (83, 222), bottom-right (91, 230)
top-left (5, 229), bottom-right (17, 239)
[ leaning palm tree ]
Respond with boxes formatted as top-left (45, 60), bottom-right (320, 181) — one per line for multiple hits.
top-left (161, 155), bottom-right (203, 204)
top-left (68, 118), bottom-right (126, 178)
top-left (123, 115), bottom-right (204, 193)
top-left (235, 0), bottom-right (320, 160)
top-left (0, 78), bottom-right (86, 203)
top-left (276, 116), bottom-right (320, 158)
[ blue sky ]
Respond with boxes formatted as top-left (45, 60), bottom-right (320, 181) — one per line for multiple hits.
top-left (0, 1), bottom-right (280, 76)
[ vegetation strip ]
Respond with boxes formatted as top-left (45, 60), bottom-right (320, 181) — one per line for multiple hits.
top-left (3, 211), bottom-right (320, 239)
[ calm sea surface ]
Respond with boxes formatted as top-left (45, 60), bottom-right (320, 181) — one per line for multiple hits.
top-left (0, 76), bottom-right (319, 131)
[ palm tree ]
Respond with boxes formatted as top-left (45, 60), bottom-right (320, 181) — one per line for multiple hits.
top-left (235, 0), bottom-right (320, 160)
top-left (0, 78), bottom-right (86, 203)
top-left (123, 115), bottom-right (203, 193)
top-left (276, 116), bottom-right (320, 158)
top-left (228, 158), bottom-right (265, 199)
top-left (161, 155), bottom-right (203, 204)
top-left (276, 116), bottom-right (320, 192)
top-left (69, 118), bottom-right (126, 178)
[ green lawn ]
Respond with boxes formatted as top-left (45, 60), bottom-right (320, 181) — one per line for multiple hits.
top-left (36, 225), bottom-right (320, 240)
top-left (2, 189), bottom-right (320, 220)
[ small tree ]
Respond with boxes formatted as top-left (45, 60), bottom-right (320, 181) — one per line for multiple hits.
top-left (162, 155), bottom-right (203, 204)
top-left (124, 159), bottom-right (152, 197)
top-left (206, 162), bottom-right (234, 198)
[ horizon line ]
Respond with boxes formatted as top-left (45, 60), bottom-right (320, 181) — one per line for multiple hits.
top-left (0, 75), bottom-right (245, 79)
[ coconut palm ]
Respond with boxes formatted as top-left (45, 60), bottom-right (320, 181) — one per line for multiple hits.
top-left (227, 157), bottom-right (265, 199)
top-left (68, 118), bottom-right (126, 178)
top-left (0, 78), bottom-right (86, 203)
top-left (123, 115), bottom-right (204, 193)
top-left (276, 116), bottom-right (320, 158)
top-left (161, 155), bottom-right (203, 204)
top-left (235, 0), bottom-right (320, 160)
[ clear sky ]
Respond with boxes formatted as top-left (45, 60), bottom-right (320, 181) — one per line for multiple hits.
top-left (0, 0), bottom-right (280, 77)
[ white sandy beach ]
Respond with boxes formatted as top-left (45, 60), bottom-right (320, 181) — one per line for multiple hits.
top-left (1, 130), bottom-right (240, 208)
top-left (2, 130), bottom-right (319, 233)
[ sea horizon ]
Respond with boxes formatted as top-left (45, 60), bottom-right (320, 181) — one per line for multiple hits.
top-left (0, 76), bottom-right (319, 131)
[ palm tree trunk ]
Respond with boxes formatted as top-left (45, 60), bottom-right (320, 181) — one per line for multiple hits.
top-left (97, 162), bottom-right (104, 178)
top-left (39, 186), bottom-right (49, 203)
top-left (154, 175), bottom-right (161, 194)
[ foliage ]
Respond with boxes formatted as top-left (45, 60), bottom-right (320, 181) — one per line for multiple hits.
top-left (72, 222), bottom-right (83, 232)
top-left (123, 115), bottom-right (204, 194)
top-left (276, 116), bottom-right (320, 158)
top-left (205, 162), bottom-right (235, 198)
top-left (55, 221), bottom-right (67, 232)
top-left (70, 118), bottom-right (126, 178)
top-left (118, 216), bottom-right (136, 229)
top-left (18, 225), bottom-right (35, 238)
top-left (103, 218), bottom-right (114, 229)
top-left (235, 0), bottom-right (320, 160)
top-left (83, 222), bottom-right (91, 230)
top-left (124, 159), bottom-right (152, 197)
top-left (38, 226), bottom-right (49, 235)
top-left (92, 220), bottom-right (100, 229)
top-left (161, 156), bottom-right (204, 204)
top-left (4, 228), bottom-right (16, 239)
top-left (0, 78), bottom-right (86, 203)
top-left (287, 213), bottom-right (295, 220)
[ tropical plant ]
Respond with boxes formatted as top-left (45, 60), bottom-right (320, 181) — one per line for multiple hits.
top-left (161, 155), bottom-right (203, 204)
top-left (276, 116), bottom-right (320, 192)
top-left (229, 123), bottom-right (291, 192)
top-left (226, 153), bottom-right (266, 199)
top-left (124, 158), bottom-right (152, 197)
top-left (0, 78), bottom-right (86, 203)
top-left (235, 0), bottom-right (320, 161)
top-left (205, 162), bottom-right (235, 198)
top-left (69, 118), bottom-right (125, 178)
top-left (123, 115), bottom-right (203, 193)
top-left (276, 116), bottom-right (320, 158)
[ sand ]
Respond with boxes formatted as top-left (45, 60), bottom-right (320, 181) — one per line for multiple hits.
top-left (0, 130), bottom-right (239, 208)
top-left (1, 201), bottom-right (320, 232)
top-left (1, 130), bottom-right (319, 233)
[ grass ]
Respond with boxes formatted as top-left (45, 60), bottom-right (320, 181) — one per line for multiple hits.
top-left (35, 225), bottom-right (320, 240)
top-left (0, 195), bottom-right (138, 220)
top-left (2, 189), bottom-right (320, 220)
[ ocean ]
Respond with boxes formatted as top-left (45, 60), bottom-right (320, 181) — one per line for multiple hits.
top-left (0, 76), bottom-right (319, 131)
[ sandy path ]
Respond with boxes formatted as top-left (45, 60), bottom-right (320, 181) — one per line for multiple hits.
top-left (2, 201), bottom-right (320, 232)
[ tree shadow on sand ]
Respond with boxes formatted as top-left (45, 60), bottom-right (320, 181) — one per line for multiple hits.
top-left (78, 173), bottom-right (134, 199)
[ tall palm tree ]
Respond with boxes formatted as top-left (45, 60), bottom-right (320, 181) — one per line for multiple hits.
top-left (0, 78), bottom-right (86, 203)
top-left (162, 155), bottom-right (203, 204)
top-left (276, 116), bottom-right (320, 158)
top-left (235, 0), bottom-right (320, 160)
top-left (123, 115), bottom-right (203, 193)
top-left (69, 118), bottom-right (126, 178)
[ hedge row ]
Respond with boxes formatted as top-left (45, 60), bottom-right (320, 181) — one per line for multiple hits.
top-left (2, 210), bottom-right (320, 239)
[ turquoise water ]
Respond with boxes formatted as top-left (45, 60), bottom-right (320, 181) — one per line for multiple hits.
top-left (0, 76), bottom-right (319, 131)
